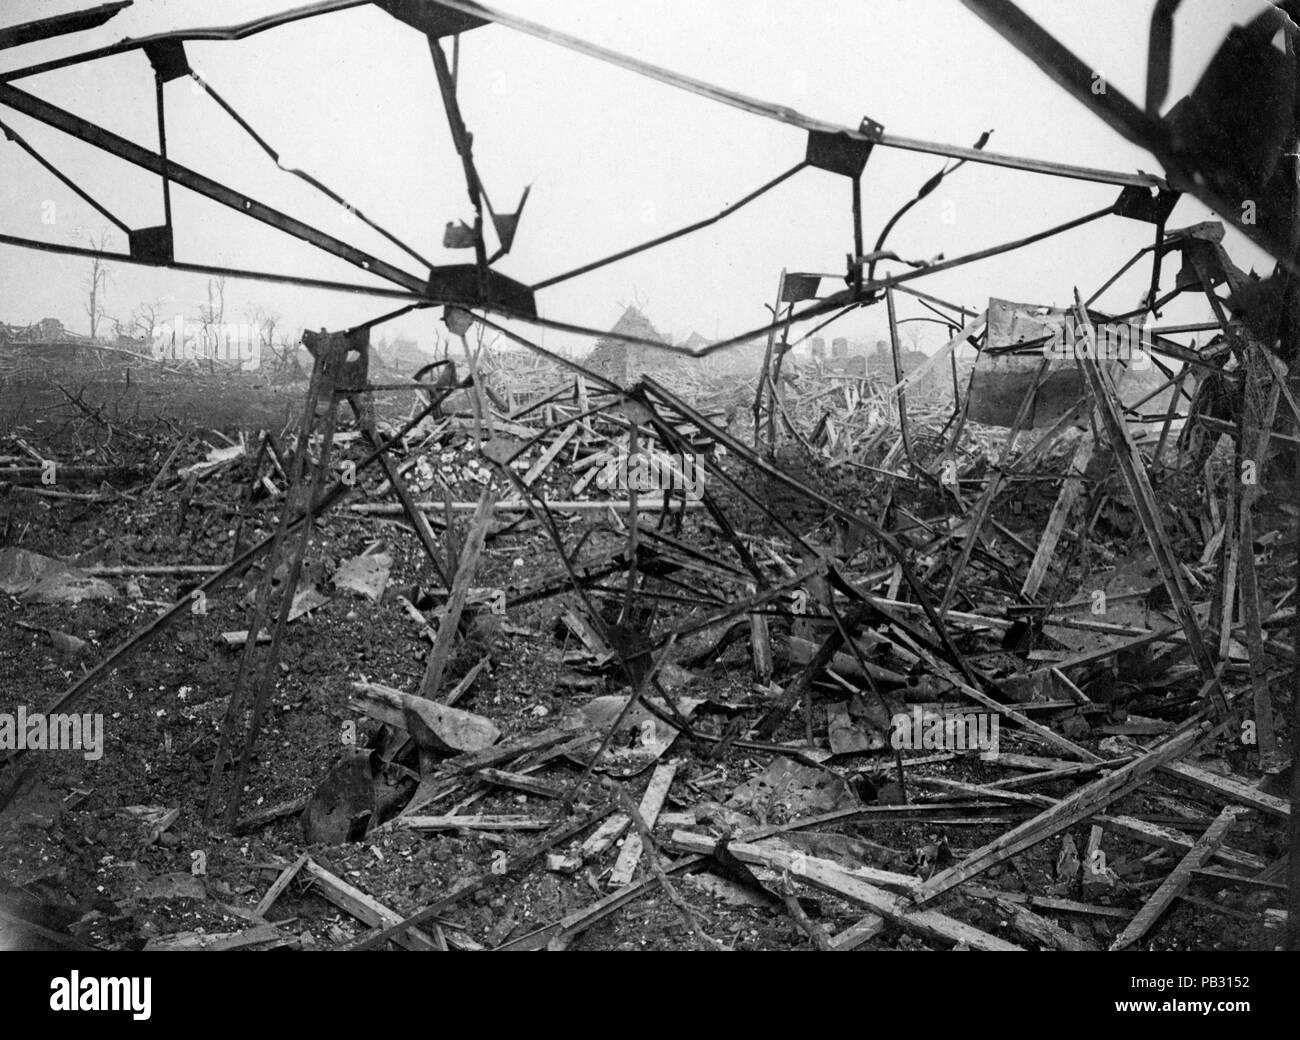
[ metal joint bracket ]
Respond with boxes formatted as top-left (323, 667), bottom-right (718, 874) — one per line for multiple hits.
top-left (805, 116), bottom-right (882, 178)
top-left (1112, 184), bottom-right (1181, 224)
top-left (143, 39), bottom-right (190, 83)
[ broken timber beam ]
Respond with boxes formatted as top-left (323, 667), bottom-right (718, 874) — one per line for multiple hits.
top-left (418, 486), bottom-right (497, 700)
top-left (670, 832), bottom-right (1023, 951)
top-left (754, 604), bottom-right (869, 739)
top-left (1076, 319), bottom-right (1227, 717)
top-left (1109, 804), bottom-right (1246, 951)
top-left (1022, 432), bottom-right (1094, 599)
top-left (608, 760), bottom-right (678, 887)
top-left (914, 724), bottom-right (1204, 904)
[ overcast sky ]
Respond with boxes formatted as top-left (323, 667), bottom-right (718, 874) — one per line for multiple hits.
top-left (0, 0), bottom-right (1275, 357)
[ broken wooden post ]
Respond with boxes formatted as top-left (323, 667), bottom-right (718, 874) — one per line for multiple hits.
top-left (885, 285), bottom-right (916, 469)
top-left (209, 328), bottom-right (353, 827)
top-left (1109, 804), bottom-right (1246, 950)
top-left (1075, 298), bottom-right (1227, 717)
top-left (608, 760), bottom-right (678, 886)
top-left (348, 393), bottom-right (448, 586)
top-left (754, 603), bottom-right (868, 740)
top-left (751, 269), bottom-right (788, 450)
top-left (747, 582), bottom-right (774, 685)
top-left (914, 724), bottom-right (1204, 904)
top-left (939, 355), bottom-right (1051, 613)
top-left (1022, 433), bottom-right (1094, 599)
top-left (418, 485), bottom-right (497, 701)
top-left (1237, 342), bottom-right (1281, 760)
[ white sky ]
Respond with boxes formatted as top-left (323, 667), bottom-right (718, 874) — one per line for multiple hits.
top-left (0, 0), bottom-right (1276, 357)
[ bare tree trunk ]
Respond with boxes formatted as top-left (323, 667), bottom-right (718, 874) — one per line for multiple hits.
top-left (84, 231), bottom-right (112, 339)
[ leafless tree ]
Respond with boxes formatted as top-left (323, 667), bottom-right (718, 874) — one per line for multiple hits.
top-left (84, 230), bottom-right (112, 339)
top-left (245, 304), bottom-right (280, 371)
top-left (273, 326), bottom-right (305, 380)
top-left (900, 322), bottom-right (928, 355)
top-left (129, 300), bottom-right (161, 341)
top-left (198, 275), bottom-right (227, 356)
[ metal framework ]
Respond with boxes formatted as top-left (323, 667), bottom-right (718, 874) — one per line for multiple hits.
top-left (0, 0), bottom-right (1217, 365)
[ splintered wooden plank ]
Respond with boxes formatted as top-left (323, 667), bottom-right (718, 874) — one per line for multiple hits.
top-left (255, 852), bottom-right (308, 918)
top-left (144, 925), bottom-right (290, 951)
top-left (1159, 761), bottom-right (1289, 818)
top-left (580, 813), bottom-right (632, 860)
top-left (1047, 625), bottom-right (1177, 673)
top-left (439, 728), bottom-right (576, 773)
top-left (498, 862), bottom-right (699, 950)
top-left (1215, 366), bottom-right (1279, 713)
top-left (671, 832), bottom-right (1021, 951)
top-left (609, 761), bottom-right (678, 886)
top-left (560, 607), bottom-right (613, 658)
top-left (749, 605), bottom-right (773, 684)
top-left (419, 487), bottom-right (496, 700)
top-left (232, 794), bottom-right (311, 835)
top-left (995, 897), bottom-right (1099, 951)
top-left (303, 858), bottom-right (443, 951)
top-left (941, 350), bottom-right (1055, 612)
top-left (1098, 814), bottom-right (1264, 873)
top-left (345, 803), bottom-right (615, 951)
top-left (522, 423), bottom-right (579, 486)
top-left (904, 640), bottom-right (1099, 763)
top-left (1109, 804), bottom-right (1246, 951)
top-left (1022, 433), bottom-right (1094, 598)
top-left (831, 914), bottom-right (886, 950)
top-left (964, 885), bottom-right (1131, 919)
top-left (204, 924), bottom-right (290, 951)
top-left (401, 814), bottom-right (550, 832)
top-left (915, 726), bottom-right (1202, 904)
top-left (575, 376), bottom-right (592, 443)
top-left (1216, 478), bottom-right (1240, 662)
top-left (1078, 340), bottom-right (1225, 714)
top-left (475, 768), bottom-right (564, 799)
top-left (442, 654), bottom-right (491, 708)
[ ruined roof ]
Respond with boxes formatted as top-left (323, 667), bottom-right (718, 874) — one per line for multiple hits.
top-left (586, 305), bottom-right (682, 383)
top-left (594, 305), bottom-right (671, 352)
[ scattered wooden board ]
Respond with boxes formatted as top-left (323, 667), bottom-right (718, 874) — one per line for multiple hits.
top-left (1160, 761), bottom-right (1289, 818)
top-left (255, 852), bottom-right (308, 918)
top-left (609, 761), bottom-right (678, 887)
top-left (303, 858), bottom-right (443, 951)
top-left (1109, 804), bottom-right (1247, 951)
top-left (915, 726), bottom-right (1202, 904)
top-left (670, 831), bottom-right (1022, 951)
top-left (400, 814), bottom-right (550, 832)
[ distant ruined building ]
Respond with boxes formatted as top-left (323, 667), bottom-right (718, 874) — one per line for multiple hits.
top-left (0, 317), bottom-right (102, 378)
top-left (585, 306), bottom-right (684, 386)
top-left (0, 317), bottom-right (82, 344)
top-left (819, 336), bottom-right (941, 393)
top-left (679, 330), bottom-right (709, 353)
